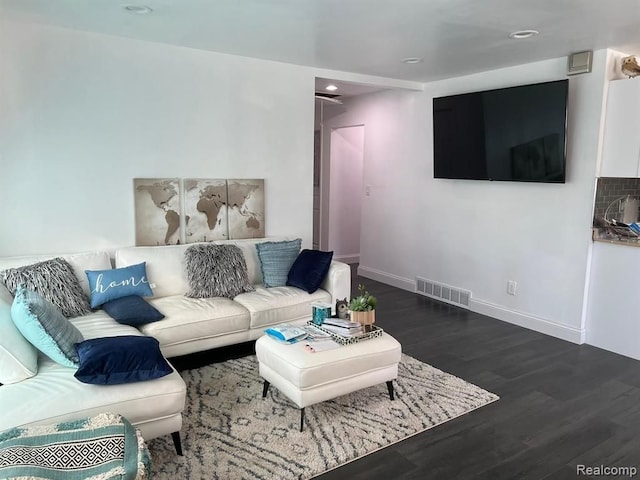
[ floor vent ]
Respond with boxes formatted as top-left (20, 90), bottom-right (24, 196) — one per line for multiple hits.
top-left (415, 277), bottom-right (471, 308)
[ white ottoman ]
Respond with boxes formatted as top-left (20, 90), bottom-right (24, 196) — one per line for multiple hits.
top-left (255, 332), bottom-right (402, 431)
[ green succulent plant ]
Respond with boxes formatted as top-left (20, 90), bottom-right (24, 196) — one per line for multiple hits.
top-left (349, 284), bottom-right (377, 312)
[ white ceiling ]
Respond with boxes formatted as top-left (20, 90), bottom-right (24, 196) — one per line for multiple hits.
top-left (2, 0), bottom-right (640, 86)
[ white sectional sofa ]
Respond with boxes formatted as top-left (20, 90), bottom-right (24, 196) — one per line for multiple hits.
top-left (0, 237), bottom-right (351, 453)
top-left (117, 238), bottom-right (351, 358)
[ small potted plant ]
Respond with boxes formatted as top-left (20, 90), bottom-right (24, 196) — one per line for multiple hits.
top-left (349, 284), bottom-right (377, 330)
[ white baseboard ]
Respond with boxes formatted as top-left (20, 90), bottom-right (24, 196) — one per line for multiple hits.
top-left (356, 266), bottom-right (585, 345)
top-left (470, 298), bottom-right (585, 344)
top-left (356, 266), bottom-right (415, 292)
top-left (335, 254), bottom-right (360, 264)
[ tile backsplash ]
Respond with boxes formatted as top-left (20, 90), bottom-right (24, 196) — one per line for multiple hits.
top-left (593, 177), bottom-right (640, 226)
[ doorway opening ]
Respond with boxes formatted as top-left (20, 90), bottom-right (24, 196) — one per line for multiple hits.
top-left (327, 125), bottom-right (364, 263)
top-left (313, 98), bottom-right (365, 264)
top-left (313, 79), bottom-right (387, 263)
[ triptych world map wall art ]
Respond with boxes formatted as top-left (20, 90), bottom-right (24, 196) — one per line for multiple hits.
top-left (133, 178), bottom-right (265, 246)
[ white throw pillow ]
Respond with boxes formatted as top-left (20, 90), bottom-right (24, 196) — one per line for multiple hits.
top-left (0, 284), bottom-right (38, 384)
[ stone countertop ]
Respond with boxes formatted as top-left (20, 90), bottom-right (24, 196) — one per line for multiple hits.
top-left (592, 228), bottom-right (640, 247)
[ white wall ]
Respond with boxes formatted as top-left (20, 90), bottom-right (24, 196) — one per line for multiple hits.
top-left (1, 20), bottom-right (619, 348)
top-left (0, 22), bottom-right (315, 256)
top-left (328, 125), bottom-right (364, 263)
top-left (324, 51), bottom-right (609, 343)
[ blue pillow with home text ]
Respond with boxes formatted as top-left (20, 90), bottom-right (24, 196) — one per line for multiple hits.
top-left (85, 262), bottom-right (153, 309)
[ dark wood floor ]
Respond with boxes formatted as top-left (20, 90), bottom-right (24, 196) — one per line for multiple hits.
top-left (319, 274), bottom-right (640, 480)
top-left (171, 271), bottom-right (640, 479)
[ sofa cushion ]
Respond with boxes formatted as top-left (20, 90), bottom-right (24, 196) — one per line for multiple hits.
top-left (75, 336), bottom-right (173, 385)
top-left (85, 262), bottom-right (153, 308)
top-left (0, 312), bottom-right (186, 437)
top-left (141, 295), bottom-right (251, 351)
top-left (234, 286), bottom-right (331, 329)
top-left (68, 310), bottom-right (145, 339)
top-left (0, 285), bottom-right (38, 384)
top-left (115, 244), bottom-right (193, 298)
top-left (255, 239), bottom-right (302, 287)
top-left (184, 244), bottom-right (255, 299)
top-left (10, 286), bottom-right (84, 368)
top-left (286, 249), bottom-right (334, 294)
top-left (1, 258), bottom-right (91, 318)
top-left (102, 296), bottom-right (165, 327)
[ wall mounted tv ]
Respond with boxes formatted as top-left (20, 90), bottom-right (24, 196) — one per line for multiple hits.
top-left (432, 79), bottom-right (568, 183)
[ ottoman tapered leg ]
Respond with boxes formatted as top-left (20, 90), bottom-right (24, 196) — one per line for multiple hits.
top-left (386, 381), bottom-right (395, 400)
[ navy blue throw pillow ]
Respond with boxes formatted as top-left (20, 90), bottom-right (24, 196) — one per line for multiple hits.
top-left (74, 336), bottom-right (173, 385)
top-left (286, 249), bottom-right (333, 294)
top-left (102, 295), bottom-right (164, 326)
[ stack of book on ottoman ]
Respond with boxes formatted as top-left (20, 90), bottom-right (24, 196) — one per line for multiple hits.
top-left (320, 318), bottom-right (363, 336)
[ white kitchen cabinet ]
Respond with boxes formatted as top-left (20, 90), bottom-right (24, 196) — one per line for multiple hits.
top-left (600, 79), bottom-right (640, 177)
top-left (586, 241), bottom-right (640, 360)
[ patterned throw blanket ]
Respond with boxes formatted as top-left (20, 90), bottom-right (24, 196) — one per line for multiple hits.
top-left (0, 413), bottom-right (150, 479)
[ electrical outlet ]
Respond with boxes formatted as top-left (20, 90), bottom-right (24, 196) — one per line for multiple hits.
top-left (507, 280), bottom-right (517, 296)
top-left (365, 185), bottom-right (371, 196)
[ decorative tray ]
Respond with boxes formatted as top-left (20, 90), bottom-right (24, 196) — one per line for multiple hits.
top-left (306, 321), bottom-right (383, 345)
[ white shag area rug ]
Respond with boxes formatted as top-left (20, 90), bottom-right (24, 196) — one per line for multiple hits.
top-left (148, 354), bottom-right (498, 479)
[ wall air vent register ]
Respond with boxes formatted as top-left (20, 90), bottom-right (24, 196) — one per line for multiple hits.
top-left (415, 277), bottom-right (471, 308)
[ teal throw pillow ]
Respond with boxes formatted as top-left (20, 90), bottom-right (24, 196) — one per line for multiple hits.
top-left (255, 239), bottom-right (302, 287)
top-left (10, 286), bottom-right (84, 368)
top-left (85, 262), bottom-right (153, 309)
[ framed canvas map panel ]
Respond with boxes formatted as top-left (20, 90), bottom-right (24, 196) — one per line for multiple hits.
top-left (227, 179), bottom-right (265, 239)
top-left (183, 178), bottom-right (229, 243)
top-left (134, 178), bottom-right (182, 246)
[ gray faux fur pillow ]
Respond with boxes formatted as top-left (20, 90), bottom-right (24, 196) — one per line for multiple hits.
top-left (1, 257), bottom-right (91, 318)
top-left (184, 244), bottom-right (255, 299)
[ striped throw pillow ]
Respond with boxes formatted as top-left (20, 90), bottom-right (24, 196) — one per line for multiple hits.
top-left (255, 239), bottom-right (302, 288)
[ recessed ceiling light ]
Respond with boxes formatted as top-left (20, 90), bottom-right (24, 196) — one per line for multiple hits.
top-left (124, 5), bottom-right (153, 14)
top-left (325, 85), bottom-right (338, 92)
top-left (401, 57), bottom-right (423, 64)
top-left (508, 29), bottom-right (539, 39)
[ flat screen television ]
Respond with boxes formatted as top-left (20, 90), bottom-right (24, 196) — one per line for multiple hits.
top-left (432, 79), bottom-right (568, 183)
